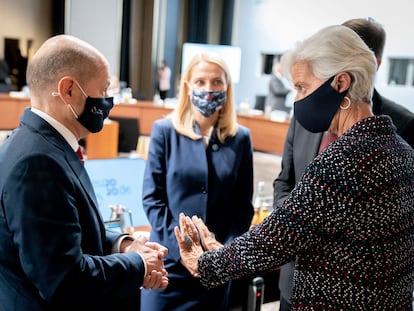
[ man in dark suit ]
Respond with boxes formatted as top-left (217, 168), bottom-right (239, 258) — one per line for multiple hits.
top-left (275, 18), bottom-right (414, 310)
top-left (0, 34), bottom-right (168, 311)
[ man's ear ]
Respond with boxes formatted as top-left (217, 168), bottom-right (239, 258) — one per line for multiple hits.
top-left (335, 72), bottom-right (352, 93)
top-left (57, 76), bottom-right (75, 100)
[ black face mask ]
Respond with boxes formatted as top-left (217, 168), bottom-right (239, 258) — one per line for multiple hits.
top-left (72, 80), bottom-right (114, 133)
top-left (293, 76), bottom-right (347, 133)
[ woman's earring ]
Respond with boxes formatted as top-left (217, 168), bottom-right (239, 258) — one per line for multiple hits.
top-left (340, 96), bottom-right (351, 110)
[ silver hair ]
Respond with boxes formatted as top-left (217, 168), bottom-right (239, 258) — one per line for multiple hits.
top-left (281, 25), bottom-right (377, 103)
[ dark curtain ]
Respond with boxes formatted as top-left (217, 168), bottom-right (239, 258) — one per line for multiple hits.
top-left (220, 0), bottom-right (234, 45)
top-left (51, 0), bottom-right (65, 36)
top-left (187, 0), bottom-right (209, 43)
top-left (120, 0), bottom-right (131, 85)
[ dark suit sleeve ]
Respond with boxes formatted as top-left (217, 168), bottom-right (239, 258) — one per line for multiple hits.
top-left (273, 119), bottom-right (297, 206)
top-left (4, 154), bottom-right (145, 304)
top-left (392, 114), bottom-right (414, 149)
top-left (142, 121), bottom-right (174, 254)
top-left (229, 126), bottom-right (255, 236)
top-left (141, 121), bottom-right (167, 223)
top-left (373, 90), bottom-right (414, 148)
top-left (400, 119), bottom-right (414, 148)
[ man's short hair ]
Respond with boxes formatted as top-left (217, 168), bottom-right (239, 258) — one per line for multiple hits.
top-left (342, 17), bottom-right (386, 59)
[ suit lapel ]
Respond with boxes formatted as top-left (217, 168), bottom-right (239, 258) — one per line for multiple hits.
top-left (21, 109), bottom-right (106, 245)
top-left (22, 108), bottom-right (100, 217)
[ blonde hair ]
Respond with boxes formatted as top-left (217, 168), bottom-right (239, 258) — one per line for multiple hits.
top-left (171, 52), bottom-right (238, 143)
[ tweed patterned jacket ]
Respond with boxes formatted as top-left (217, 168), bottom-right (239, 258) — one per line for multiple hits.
top-left (198, 115), bottom-right (414, 310)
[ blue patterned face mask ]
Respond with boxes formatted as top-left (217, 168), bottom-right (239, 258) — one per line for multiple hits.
top-left (190, 90), bottom-right (227, 117)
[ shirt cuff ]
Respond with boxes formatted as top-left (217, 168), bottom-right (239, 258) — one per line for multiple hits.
top-left (112, 235), bottom-right (148, 277)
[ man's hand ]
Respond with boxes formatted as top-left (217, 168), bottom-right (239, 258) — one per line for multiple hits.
top-left (174, 213), bottom-right (204, 277)
top-left (122, 236), bottom-right (169, 289)
top-left (124, 238), bottom-right (168, 274)
top-left (142, 270), bottom-right (169, 289)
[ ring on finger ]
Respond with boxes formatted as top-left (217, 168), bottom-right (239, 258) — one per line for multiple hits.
top-left (184, 234), bottom-right (193, 249)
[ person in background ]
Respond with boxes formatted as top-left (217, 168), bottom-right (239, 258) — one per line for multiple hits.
top-left (175, 25), bottom-right (414, 310)
top-left (141, 52), bottom-right (254, 310)
top-left (0, 59), bottom-right (13, 93)
top-left (275, 17), bottom-right (414, 311)
top-left (157, 59), bottom-right (171, 101)
top-left (0, 34), bottom-right (168, 311)
top-left (16, 48), bottom-right (28, 91)
top-left (264, 62), bottom-right (292, 114)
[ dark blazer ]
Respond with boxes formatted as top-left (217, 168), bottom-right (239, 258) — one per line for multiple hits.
top-left (141, 117), bottom-right (254, 310)
top-left (372, 89), bottom-right (414, 148)
top-left (0, 109), bottom-right (145, 310)
top-left (273, 89), bottom-right (414, 304)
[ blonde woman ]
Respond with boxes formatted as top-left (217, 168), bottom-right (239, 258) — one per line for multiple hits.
top-left (141, 52), bottom-right (254, 310)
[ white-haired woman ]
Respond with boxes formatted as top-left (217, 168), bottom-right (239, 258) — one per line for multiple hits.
top-left (175, 25), bottom-right (414, 310)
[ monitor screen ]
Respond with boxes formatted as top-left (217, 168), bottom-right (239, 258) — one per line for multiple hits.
top-left (84, 158), bottom-right (149, 227)
top-left (104, 220), bottom-right (123, 233)
top-left (181, 43), bottom-right (242, 83)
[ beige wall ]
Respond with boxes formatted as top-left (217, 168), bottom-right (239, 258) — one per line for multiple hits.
top-left (66, 0), bottom-right (123, 78)
top-left (0, 0), bottom-right (52, 60)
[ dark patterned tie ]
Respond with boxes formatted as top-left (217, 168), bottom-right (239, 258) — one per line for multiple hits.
top-left (319, 132), bottom-right (338, 153)
top-left (76, 147), bottom-right (85, 165)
